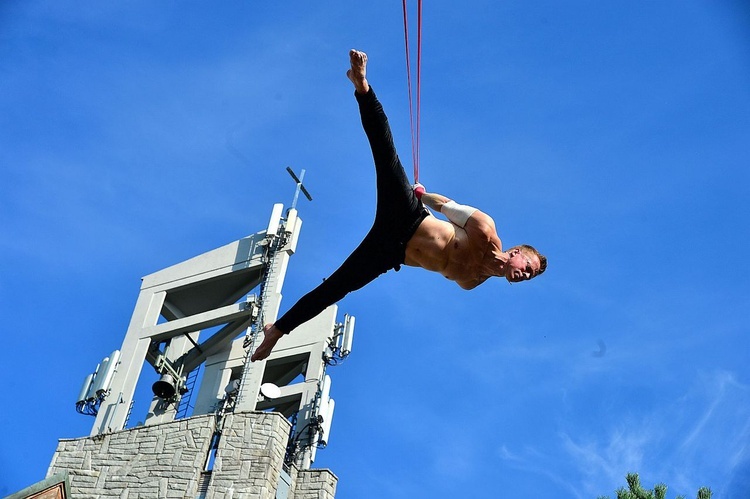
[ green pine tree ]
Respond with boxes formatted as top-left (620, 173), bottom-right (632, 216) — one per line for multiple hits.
top-left (597, 472), bottom-right (712, 499)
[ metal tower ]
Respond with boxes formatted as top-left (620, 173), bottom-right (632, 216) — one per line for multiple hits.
top-left (41, 178), bottom-right (353, 498)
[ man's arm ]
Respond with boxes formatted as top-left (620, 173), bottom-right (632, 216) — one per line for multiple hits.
top-left (419, 191), bottom-right (450, 212)
top-left (420, 191), bottom-right (478, 228)
top-left (420, 188), bottom-right (498, 238)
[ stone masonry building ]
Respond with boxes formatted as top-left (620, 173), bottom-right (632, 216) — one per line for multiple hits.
top-left (9, 202), bottom-right (348, 498)
top-left (47, 411), bottom-right (336, 498)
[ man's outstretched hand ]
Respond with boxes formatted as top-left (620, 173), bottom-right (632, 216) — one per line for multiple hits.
top-left (250, 324), bottom-right (285, 362)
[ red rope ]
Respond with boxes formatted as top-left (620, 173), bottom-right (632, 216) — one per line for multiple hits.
top-left (402, 0), bottom-right (422, 183)
top-left (416, 0), bottom-right (422, 183)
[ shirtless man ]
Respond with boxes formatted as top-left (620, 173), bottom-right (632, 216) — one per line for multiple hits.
top-left (251, 49), bottom-right (546, 361)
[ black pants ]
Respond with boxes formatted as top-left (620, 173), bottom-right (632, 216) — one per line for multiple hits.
top-left (275, 88), bottom-right (429, 334)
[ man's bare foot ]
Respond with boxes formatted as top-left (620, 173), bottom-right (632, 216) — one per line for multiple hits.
top-left (250, 323), bottom-right (284, 362)
top-left (347, 49), bottom-right (370, 94)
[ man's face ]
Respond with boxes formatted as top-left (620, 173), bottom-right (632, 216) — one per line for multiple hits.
top-left (505, 247), bottom-right (541, 283)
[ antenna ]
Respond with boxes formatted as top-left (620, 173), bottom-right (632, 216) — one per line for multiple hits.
top-left (320, 375), bottom-right (331, 406)
top-left (76, 350), bottom-right (121, 417)
top-left (77, 374), bottom-right (95, 405)
top-left (87, 357), bottom-right (110, 399)
top-left (94, 350), bottom-right (121, 397)
top-left (324, 315), bottom-right (356, 366)
top-left (286, 167), bottom-right (312, 211)
top-left (318, 398), bottom-right (335, 447)
top-left (83, 362), bottom-right (101, 401)
top-left (266, 203), bottom-right (284, 238)
top-left (341, 315), bottom-right (355, 357)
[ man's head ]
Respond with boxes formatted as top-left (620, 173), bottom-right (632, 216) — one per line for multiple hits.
top-left (505, 244), bottom-right (547, 283)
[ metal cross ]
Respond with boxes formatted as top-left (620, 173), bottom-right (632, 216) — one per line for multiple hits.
top-left (286, 166), bottom-right (313, 210)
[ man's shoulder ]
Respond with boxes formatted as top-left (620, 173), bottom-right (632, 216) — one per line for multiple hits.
top-left (466, 211), bottom-right (499, 240)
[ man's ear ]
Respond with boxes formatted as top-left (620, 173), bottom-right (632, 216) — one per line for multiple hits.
top-left (508, 246), bottom-right (520, 256)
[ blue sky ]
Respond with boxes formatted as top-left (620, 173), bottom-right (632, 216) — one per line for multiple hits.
top-left (1, 2), bottom-right (749, 497)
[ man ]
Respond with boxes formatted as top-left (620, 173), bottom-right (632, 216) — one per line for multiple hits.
top-left (251, 49), bottom-right (546, 361)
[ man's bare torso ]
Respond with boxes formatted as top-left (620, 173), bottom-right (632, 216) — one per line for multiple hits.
top-left (404, 211), bottom-right (504, 289)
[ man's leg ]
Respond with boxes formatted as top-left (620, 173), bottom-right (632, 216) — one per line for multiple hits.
top-left (251, 233), bottom-right (387, 362)
top-left (349, 50), bottom-right (421, 234)
top-left (251, 50), bottom-right (419, 362)
top-left (276, 232), bottom-right (386, 333)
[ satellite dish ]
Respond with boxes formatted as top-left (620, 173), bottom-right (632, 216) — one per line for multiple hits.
top-left (225, 378), bottom-right (241, 394)
top-left (260, 382), bottom-right (281, 399)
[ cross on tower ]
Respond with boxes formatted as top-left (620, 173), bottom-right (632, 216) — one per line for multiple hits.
top-left (286, 166), bottom-right (313, 211)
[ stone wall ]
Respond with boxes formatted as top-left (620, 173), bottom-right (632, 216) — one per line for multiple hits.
top-left (291, 470), bottom-right (338, 499)
top-left (47, 411), bottom-right (337, 499)
top-left (207, 412), bottom-right (287, 497)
